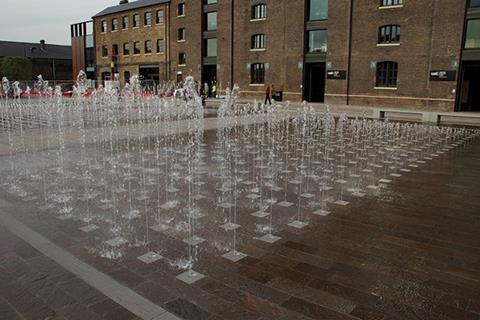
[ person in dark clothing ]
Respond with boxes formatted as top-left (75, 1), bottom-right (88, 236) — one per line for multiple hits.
top-left (265, 83), bottom-right (273, 105)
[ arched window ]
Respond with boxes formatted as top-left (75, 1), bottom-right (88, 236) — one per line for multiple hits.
top-left (250, 63), bottom-right (265, 84)
top-left (102, 45), bottom-right (108, 57)
top-left (379, 25), bottom-right (401, 44)
top-left (251, 34), bottom-right (266, 49)
top-left (376, 61), bottom-right (398, 87)
top-left (251, 4), bottom-right (266, 20)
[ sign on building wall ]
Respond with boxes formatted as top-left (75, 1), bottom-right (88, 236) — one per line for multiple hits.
top-left (429, 70), bottom-right (456, 81)
top-left (327, 70), bottom-right (347, 80)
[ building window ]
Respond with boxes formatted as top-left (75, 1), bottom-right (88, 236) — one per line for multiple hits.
top-left (122, 16), bottom-right (129, 29)
top-left (102, 45), bottom-right (108, 57)
top-left (179, 53), bottom-right (186, 65)
top-left (101, 20), bottom-right (107, 33)
top-left (101, 71), bottom-right (110, 81)
top-left (112, 44), bottom-right (119, 56)
top-left (205, 38), bottom-right (217, 57)
top-left (145, 40), bottom-right (152, 54)
top-left (251, 34), bottom-right (266, 49)
top-left (124, 71), bottom-right (130, 84)
top-left (157, 39), bottom-right (164, 53)
top-left (123, 42), bottom-right (130, 56)
top-left (251, 4), bottom-right (266, 20)
top-left (178, 28), bottom-right (186, 41)
top-left (112, 18), bottom-right (118, 31)
top-left (378, 25), bottom-right (401, 44)
top-left (465, 19), bottom-right (480, 49)
top-left (206, 12), bottom-right (217, 31)
top-left (133, 14), bottom-right (140, 27)
top-left (206, 0), bottom-right (217, 4)
top-left (470, 0), bottom-right (480, 7)
top-left (250, 63), bottom-right (265, 84)
top-left (144, 12), bottom-right (152, 26)
top-left (307, 30), bottom-right (327, 53)
top-left (178, 3), bottom-right (185, 16)
top-left (156, 10), bottom-right (164, 24)
top-left (309, 0), bottom-right (328, 21)
top-left (376, 61), bottom-right (398, 87)
top-left (380, 0), bottom-right (403, 6)
top-left (133, 41), bottom-right (141, 54)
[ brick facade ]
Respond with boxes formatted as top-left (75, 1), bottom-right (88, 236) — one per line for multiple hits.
top-left (168, 0), bottom-right (202, 82)
top-left (230, 0), bottom-right (305, 101)
top-left (326, 0), bottom-right (465, 111)
top-left (84, 0), bottom-right (469, 111)
top-left (93, 2), bottom-right (170, 84)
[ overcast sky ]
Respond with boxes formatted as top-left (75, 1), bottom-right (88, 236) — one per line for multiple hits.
top-left (0, 0), bottom-right (115, 45)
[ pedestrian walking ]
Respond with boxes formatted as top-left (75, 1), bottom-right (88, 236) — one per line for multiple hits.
top-left (211, 81), bottom-right (217, 98)
top-left (204, 82), bottom-right (210, 97)
top-left (265, 83), bottom-right (273, 105)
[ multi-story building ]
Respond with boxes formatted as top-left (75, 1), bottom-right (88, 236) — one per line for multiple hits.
top-left (72, 0), bottom-right (480, 112)
top-left (459, 0), bottom-right (480, 111)
top-left (327, 0), bottom-right (465, 112)
top-left (167, 0), bottom-right (307, 101)
top-left (71, 21), bottom-right (95, 81)
top-left (92, 0), bottom-right (171, 85)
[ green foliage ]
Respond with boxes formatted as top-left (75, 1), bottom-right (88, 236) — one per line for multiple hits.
top-left (0, 56), bottom-right (32, 80)
top-left (0, 57), bottom-right (4, 77)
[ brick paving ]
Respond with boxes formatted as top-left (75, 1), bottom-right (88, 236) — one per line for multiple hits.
top-left (1, 119), bottom-right (480, 320)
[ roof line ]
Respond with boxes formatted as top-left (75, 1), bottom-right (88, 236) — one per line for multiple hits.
top-left (92, 0), bottom-right (170, 19)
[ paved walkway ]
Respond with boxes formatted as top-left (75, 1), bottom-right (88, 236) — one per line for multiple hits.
top-left (1, 112), bottom-right (480, 320)
top-left (207, 99), bottom-right (480, 125)
top-left (0, 114), bottom-right (270, 156)
top-left (0, 210), bottom-right (180, 320)
top-left (2, 140), bottom-right (480, 319)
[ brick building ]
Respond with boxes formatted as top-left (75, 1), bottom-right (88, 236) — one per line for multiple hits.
top-left (326, 0), bottom-right (465, 112)
top-left (92, 0), bottom-right (171, 85)
top-left (72, 0), bottom-right (480, 111)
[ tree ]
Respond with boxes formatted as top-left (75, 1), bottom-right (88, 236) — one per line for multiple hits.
top-left (0, 57), bottom-right (3, 77)
top-left (0, 56), bottom-right (33, 80)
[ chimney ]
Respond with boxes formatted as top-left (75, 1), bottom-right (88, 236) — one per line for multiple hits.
top-left (40, 40), bottom-right (46, 49)
top-left (119, 0), bottom-right (128, 4)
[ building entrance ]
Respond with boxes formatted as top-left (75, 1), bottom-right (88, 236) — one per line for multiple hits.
top-left (202, 65), bottom-right (217, 97)
top-left (139, 66), bottom-right (160, 84)
top-left (458, 61), bottom-right (480, 112)
top-left (304, 62), bottom-right (326, 103)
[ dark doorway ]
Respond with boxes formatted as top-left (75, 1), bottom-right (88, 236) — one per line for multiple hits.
top-left (458, 61), bottom-right (480, 112)
top-left (139, 66), bottom-right (160, 84)
top-left (176, 73), bottom-right (183, 84)
top-left (202, 65), bottom-right (217, 97)
top-left (304, 62), bottom-right (326, 103)
top-left (101, 71), bottom-right (111, 85)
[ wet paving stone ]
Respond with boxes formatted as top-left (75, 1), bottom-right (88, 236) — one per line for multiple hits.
top-left (108, 267), bottom-right (146, 288)
top-left (199, 279), bottom-right (249, 306)
top-left (89, 298), bottom-right (139, 320)
top-left (281, 296), bottom-right (358, 319)
top-left (1, 116), bottom-right (480, 320)
top-left (0, 296), bottom-right (24, 320)
top-left (60, 303), bottom-right (104, 320)
top-left (165, 298), bottom-right (211, 320)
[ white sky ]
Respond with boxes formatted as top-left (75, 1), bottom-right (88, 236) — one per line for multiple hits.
top-left (0, 0), bottom-right (115, 45)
